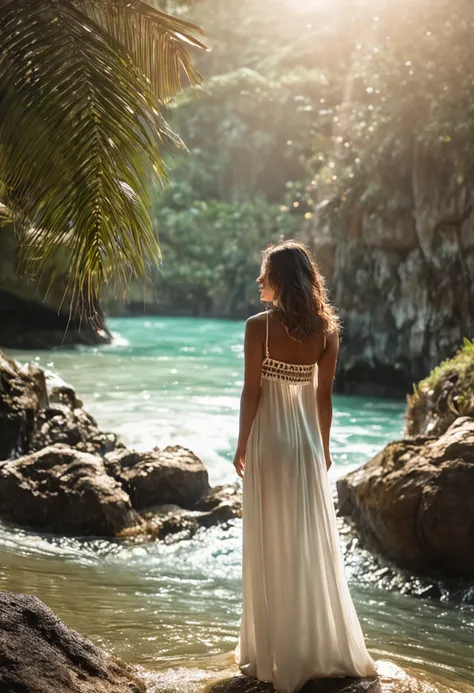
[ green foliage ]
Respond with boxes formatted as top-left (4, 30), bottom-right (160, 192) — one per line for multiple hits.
top-left (407, 338), bottom-right (474, 429)
top-left (165, 67), bottom-right (337, 204)
top-left (151, 195), bottom-right (297, 316)
top-left (317, 0), bottom-right (474, 214)
top-left (0, 0), bottom-right (205, 315)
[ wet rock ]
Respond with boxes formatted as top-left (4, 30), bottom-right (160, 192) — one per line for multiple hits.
top-left (205, 660), bottom-right (437, 693)
top-left (0, 351), bottom-right (239, 541)
top-left (0, 351), bottom-right (48, 459)
top-left (337, 417), bottom-right (474, 579)
top-left (119, 504), bottom-right (203, 542)
top-left (194, 482), bottom-right (243, 526)
top-left (32, 405), bottom-right (122, 457)
top-left (208, 675), bottom-right (380, 692)
top-left (119, 484), bottom-right (242, 543)
top-left (0, 444), bottom-right (139, 536)
top-left (104, 446), bottom-right (211, 511)
top-left (194, 482), bottom-right (242, 512)
top-left (0, 590), bottom-right (145, 693)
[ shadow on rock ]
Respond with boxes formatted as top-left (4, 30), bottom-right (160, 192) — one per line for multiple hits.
top-left (0, 590), bottom-right (145, 693)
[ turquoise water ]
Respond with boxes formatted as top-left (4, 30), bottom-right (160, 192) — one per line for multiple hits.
top-left (1, 317), bottom-right (473, 692)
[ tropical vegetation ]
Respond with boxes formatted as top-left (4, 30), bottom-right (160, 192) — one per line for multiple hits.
top-left (0, 0), bottom-right (205, 315)
top-left (1, 0), bottom-right (472, 320)
top-left (137, 0), bottom-right (473, 317)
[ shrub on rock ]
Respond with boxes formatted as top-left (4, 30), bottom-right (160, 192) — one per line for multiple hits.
top-left (406, 338), bottom-right (474, 437)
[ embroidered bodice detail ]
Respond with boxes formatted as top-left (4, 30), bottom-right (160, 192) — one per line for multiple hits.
top-left (261, 357), bottom-right (315, 384)
top-left (261, 311), bottom-right (318, 385)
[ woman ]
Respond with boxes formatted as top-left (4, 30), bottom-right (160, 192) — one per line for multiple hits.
top-left (233, 240), bottom-right (377, 693)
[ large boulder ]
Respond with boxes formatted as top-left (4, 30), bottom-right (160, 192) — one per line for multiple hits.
top-left (104, 446), bottom-right (211, 511)
top-left (0, 444), bottom-right (139, 536)
top-left (337, 417), bottom-right (474, 579)
top-left (0, 351), bottom-right (122, 461)
top-left (0, 591), bottom-right (145, 693)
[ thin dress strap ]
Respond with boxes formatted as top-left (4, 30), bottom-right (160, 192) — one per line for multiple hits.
top-left (265, 310), bottom-right (270, 360)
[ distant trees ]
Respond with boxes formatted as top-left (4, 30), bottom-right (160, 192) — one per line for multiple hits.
top-left (0, 0), bottom-right (205, 315)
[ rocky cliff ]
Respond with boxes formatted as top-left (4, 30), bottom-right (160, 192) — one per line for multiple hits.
top-left (306, 146), bottom-right (474, 396)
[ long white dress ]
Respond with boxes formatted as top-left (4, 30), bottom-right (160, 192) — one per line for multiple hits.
top-left (234, 312), bottom-right (377, 693)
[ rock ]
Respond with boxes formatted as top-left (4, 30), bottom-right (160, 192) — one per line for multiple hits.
top-left (0, 350), bottom-right (48, 459)
top-left (208, 675), bottom-right (380, 693)
top-left (194, 482), bottom-right (243, 526)
top-left (205, 660), bottom-right (436, 693)
top-left (0, 351), bottom-right (238, 541)
top-left (405, 339), bottom-right (474, 437)
top-left (334, 506), bottom-right (472, 603)
top-left (337, 417), bottom-right (474, 579)
top-left (0, 444), bottom-right (139, 536)
top-left (104, 445), bottom-right (211, 511)
top-left (193, 482), bottom-right (242, 512)
top-left (119, 484), bottom-right (242, 543)
top-left (0, 352), bottom-right (122, 461)
top-left (119, 504), bottom-right (203, 542)
top-left (0, 591), bottom-right (146, 693)
top-left (32, 405), bottom-right (123, 457)
top-left (0, 225), bottom-right (112, 349)
top-left (302, 142), bottom-right (474, 395)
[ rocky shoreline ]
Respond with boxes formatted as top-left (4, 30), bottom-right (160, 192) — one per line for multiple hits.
top-left (335, 339), bottom-right (474, 602)
top-left (1, 345), bottom-right (473, 604)
top-left (0, 350), bottom-right (241, 541)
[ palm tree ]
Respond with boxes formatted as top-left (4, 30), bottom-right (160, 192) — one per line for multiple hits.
top-left (0, 0), bottom-right (206, 318)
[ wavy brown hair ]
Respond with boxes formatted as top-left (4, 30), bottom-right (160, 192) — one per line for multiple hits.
top-left (260, 240), bottom-right (340, 341)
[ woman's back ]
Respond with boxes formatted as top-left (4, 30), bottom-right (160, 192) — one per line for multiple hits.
top-left (264, 308), bottom-right (326, 366)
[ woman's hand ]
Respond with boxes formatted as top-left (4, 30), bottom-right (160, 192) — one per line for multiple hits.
top-left (324, 446), bottom-right (333, 471)
top-left (233, 448), bottom-right (246, 479)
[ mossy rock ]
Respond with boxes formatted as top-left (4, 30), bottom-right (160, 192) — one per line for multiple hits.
top-left (406, 337), bottom-right (474, 436)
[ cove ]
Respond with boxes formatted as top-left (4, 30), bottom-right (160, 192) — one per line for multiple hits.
top-left (1, 317), bottom-right (473, 692)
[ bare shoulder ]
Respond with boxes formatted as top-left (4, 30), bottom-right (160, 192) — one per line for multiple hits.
top-left (244, 312), bottom-right (266, 350)
top-left (325, 329), bottom-right (340, 350)
top-left (246, 310), bottom-right (267, 325)
top-left (246, 311), bottom-right (267, 332)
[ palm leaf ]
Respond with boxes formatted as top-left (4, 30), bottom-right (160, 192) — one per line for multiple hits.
top-left (0, 0), bottom-right (205, 317)
top-left (77, 0), bottom-right (207, 101)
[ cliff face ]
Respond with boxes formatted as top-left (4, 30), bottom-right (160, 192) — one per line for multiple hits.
top-left (0, 226), bottom-right (111, 349)
top-left (309, 146), bottom-right (474, 396)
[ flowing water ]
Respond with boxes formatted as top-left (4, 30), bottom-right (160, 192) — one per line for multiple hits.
top-left (1, 317), bottom-right (473, 692)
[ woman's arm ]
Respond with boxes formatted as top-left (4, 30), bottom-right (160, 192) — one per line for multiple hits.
top-left (316, 330), bottom-right (339, 470)
top-left (233, 316), bottom-right (264, 478)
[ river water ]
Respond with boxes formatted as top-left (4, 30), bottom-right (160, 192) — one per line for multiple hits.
top-left (1, 317), bottom-right (473, 692)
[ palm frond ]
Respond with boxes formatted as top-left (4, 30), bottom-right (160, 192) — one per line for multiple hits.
top-left (76, 0), bottom-right (206, 102)
top-left (0, 0), bottom-right (205, 316)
